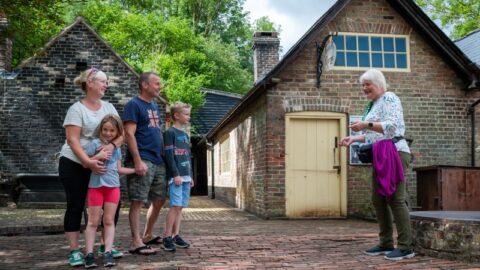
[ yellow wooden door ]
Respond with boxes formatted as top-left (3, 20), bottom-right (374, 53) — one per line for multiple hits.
top-left (285, 112), bottom-right (347, 218)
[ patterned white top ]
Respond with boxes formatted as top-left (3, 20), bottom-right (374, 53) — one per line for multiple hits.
top-left (363, 91), bottom-right (410, 153)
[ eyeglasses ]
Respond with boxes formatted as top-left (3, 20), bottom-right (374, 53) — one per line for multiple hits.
top-left (86, 67), bottom-right (98, 81)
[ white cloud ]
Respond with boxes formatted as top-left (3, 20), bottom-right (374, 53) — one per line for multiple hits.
top-left (244, 0), bottom-right (337, 57)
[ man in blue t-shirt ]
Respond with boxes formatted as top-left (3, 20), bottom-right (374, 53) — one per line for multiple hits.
top-left (123, 72), bottom-right (166, 255)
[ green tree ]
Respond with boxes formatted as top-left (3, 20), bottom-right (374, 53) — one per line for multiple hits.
top-left (0, 0), bottom-right (74, 67)
top-left (415, 0), bottom-right (480, 39)
top-left (253, 16), bottom-right (280, 32)
top-left (78, 1), bottom-right (251, 110)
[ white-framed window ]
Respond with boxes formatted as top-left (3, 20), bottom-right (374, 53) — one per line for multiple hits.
top-left (220, 136), bottom-right (230, 174)
top-left (332, 32), bottom-right (410, 72)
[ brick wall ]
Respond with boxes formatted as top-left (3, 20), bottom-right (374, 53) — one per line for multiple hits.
top-left (253, 32), bottom-right (280, 83)
top-left (209, 95), bottom-right (268, 216)
top-left (0, 21), bottom-right (166, 188)
top-left (210, 0), bottom-right (480, 218)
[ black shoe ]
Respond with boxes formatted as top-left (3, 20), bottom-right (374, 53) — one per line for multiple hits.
top-left (384, 248), bottom-right (415, 261)
top-left (364, 245), bottom-right (395, 256)
top-left (103, 251), bottom-right (115, 267)
top-left (84, 253), bottom-right (97, 268)
top-left (162, 236), bottom-right (176, 252)
top-left (173, 235), bottom-right (190, 248)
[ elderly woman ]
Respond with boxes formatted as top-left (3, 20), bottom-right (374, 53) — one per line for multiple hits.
top-left (58, 68), bottom-right (123, 266)
top-left (339, 69), bottom-right (414, 261)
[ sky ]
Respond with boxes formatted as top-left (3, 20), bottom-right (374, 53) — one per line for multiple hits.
top-left (243, 0), bottom-right (338, 57)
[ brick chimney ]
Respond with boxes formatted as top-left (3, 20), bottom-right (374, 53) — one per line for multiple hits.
top-left (253, 31), bottom-right (279, 82)
top-left (0, 14), bottom-right (12, 71)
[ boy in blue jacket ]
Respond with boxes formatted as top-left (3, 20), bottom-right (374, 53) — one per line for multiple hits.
top-left (162, 102), bottom-right (194, 251)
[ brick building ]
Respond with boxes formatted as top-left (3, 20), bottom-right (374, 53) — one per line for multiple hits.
top-left (0, 17), bottom-right (166, 190)
top-left (201, 0), bottom-right (480, 218)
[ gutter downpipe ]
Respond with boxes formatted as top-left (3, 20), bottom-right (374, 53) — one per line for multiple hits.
top-left (468, 98), bottom-right (480, 167)
top-left (206, 140), bottom-right (215, 199)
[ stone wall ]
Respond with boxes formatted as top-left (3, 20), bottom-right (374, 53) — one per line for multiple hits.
top-left (411, 213), bottom-right (480, 262)
top-left (0, 21), bottom-right (166, 188)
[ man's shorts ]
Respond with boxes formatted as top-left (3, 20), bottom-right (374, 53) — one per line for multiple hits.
top-left (126, 160), bottom-right (167, 202)
top-left (168, 176), bottom-right (191, 207)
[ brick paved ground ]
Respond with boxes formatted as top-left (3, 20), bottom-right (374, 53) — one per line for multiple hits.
top-left (0, 197), bottom-right (479, 269)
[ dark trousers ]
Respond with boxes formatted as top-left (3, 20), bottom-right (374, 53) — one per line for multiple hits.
top-left (59, 157), bottom-right (91, 232)
top-left (371, 151), bottom-right (413, 251)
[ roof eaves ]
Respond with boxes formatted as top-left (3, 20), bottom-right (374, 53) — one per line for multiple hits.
top-left (201, 0), bottom-right (352, 144)
top-left (18, 17), bottom-right (139, 78)
top-left (201, 88), bottom-right (243, 99)
top-left (454, 28), bottom-right (480, 43)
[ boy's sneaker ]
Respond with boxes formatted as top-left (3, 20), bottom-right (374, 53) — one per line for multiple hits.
top-left (384, 248), bottom-right (415, 261)
top-left (69, 250), bottom-right (85, 266)
top-left (162, 236), bottom-right (176, 252)
top-left (173, 235), bottom-right (190, 248)
top-left (103, 251), bottom-right (115, 267)
top-left (364, 245), bottom-right (394, 256)
top-left (98, 245), bottom-right (123, 258)
top-left (84, 253), bottom-right (97, 268)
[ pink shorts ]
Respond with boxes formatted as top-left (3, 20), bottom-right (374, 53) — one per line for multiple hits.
top-left (87, 187), bottom-right (120, 207)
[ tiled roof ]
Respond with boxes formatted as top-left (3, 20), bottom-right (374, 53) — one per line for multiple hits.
top-left (192, 89), bottom-right (242, 136)
top-left (455, 29), bottom-right (480, 65)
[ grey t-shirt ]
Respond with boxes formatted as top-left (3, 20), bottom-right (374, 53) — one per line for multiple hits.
top-left (84, 139), bottom-right (121, 188)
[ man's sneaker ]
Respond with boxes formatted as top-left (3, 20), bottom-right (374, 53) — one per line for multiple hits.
top-left (162, 236), bottom-right (176, 252)
top-left (173, 235), bottom-right (190, 248)
top-left (364, 245), bottom-right (395, 256)
top-left (103, 251), bottom-right (115, 267)
top-left (69, 250), bottom-right (84, 266)
top-left (384, 248), bottom-right (415, 261)
top-left (84, 253), bottom-right (97, 268)
top-left (98, 245), bottom-right (123, 258)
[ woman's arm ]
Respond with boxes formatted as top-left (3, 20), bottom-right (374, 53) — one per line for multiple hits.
top-left (65, 125), bottom-right (106, 174)
top-left (338, 135), bottom-right (365, 146)
top-left (97, 134), bottom-right (124, 156)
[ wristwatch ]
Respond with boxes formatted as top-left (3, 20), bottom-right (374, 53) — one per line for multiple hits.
top-left (368, 122), bottom-right (373, 129)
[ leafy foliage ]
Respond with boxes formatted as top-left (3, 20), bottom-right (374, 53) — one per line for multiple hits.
top-left (0, 0), bottom-right (73, 67)
top-left (2, 0), bottom-right (282, 112)
top-left (415, 0), bottom-right (480, 39)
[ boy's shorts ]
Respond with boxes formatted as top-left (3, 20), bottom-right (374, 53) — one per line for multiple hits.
top-left (126, 160), bottom-right (167, 202)
top-left (168, 176), bottom-right (191, 207)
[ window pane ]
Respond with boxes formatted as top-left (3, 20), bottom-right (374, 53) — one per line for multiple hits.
top-left (371, 37), bottom-right (382, 51)
top-left (335, 52), bottom-right (345, 66)
top-left (395, 38), bottom-right (406, 52)
top-left (359, 53), bottom-right (370, 67)
top-left (333, 35), bottom-right (345, 50)
top-left (358, 36), bottom-right (369, 51)
top-left (383, 37), bottom-right (394, 52)
top-left (346, 35), bottom-right (357, 50)
top-left (372, 53), bottom-right (383, 67)
top-left (384, 53), bottom-right (395, 68)
top-left (346, 52), bottom-right (358, 66)
top-left (396, 54), bottom-right (407, 68)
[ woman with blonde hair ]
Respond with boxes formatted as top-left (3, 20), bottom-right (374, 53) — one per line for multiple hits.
top-left (58, 68), bottom-right (123, 266)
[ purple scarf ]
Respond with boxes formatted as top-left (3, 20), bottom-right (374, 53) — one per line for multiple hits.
top-left (372, 139), bottom-right (405, 196)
